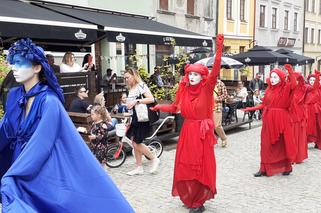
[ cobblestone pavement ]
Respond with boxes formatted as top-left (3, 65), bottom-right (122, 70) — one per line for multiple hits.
top-left (1, 121), bottom-right (321, 213)
top-left (105, 121), bottom-right (321, 213)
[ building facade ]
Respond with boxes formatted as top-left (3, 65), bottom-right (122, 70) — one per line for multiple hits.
top-left (255, 0), bottom-right (304, 78)
top-left (304, 0), bottom-right (321, 73)
top-left (217, 0), bottom-right (255, 80)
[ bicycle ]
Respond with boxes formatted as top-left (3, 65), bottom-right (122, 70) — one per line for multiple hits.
top-left (104, 115), bottom-right (175, 168)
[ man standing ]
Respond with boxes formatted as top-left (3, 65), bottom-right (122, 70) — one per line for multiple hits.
top-left (249, 73), bottom-right (264, 92)
top-left (69, 86), bottom-right (92, 113)
top-left (46, 54), bottom-right (60, 73)
top-left (214, 79), bottom-right (228, 147)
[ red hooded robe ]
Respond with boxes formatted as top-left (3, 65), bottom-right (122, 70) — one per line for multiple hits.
top-left (289, 72), bottom-right (308, 163)
top-left (153, 35), bottom-right (224, 208)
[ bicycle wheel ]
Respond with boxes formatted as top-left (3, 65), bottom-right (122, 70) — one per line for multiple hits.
top-left (105, 145), bottom-right (126, 168)
top-left (145, 139), bottom-right (163, 160)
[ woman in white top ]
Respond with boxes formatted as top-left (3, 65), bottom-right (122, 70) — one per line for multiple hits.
top-left (124, 67), bottom-right (160, 176)
top-left (234, 81), bottom-right (248, 108)
top-left (60, 52), bottom-right (83, 73)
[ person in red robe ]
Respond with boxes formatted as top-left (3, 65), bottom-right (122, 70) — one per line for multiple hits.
top-left (305, 72), bottom-right (321, 149)
top-left (243, 64), bottom-right (297, 177)
top-left (289, 72), bottom-right (309, 163)
top-left (150, 34), bottom-right (224, 213)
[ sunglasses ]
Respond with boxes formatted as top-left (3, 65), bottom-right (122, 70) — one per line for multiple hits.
top-left (79, 90), bottom-right (88, 93)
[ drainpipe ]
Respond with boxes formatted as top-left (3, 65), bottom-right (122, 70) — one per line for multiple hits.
top-left (215, 0), bottom-right (219, 50)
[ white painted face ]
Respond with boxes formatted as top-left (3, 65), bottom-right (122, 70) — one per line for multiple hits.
top-left (188, 72), bottom-right (202, 85)
top-left (309, 77), bottom-right (316, 86)
top-left (11, 55), bottom-right (37, 83)
top-left (270, 72), bottom-right (281, 86)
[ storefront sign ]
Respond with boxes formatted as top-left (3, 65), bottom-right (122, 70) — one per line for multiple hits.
top-left (277, 37), bottom-right (296, 47)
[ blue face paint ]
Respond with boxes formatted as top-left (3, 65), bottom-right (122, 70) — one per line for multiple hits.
top-left (12, 54), bottom-right (33, 69)
top-left (11, 54), bottom-right (35, 83)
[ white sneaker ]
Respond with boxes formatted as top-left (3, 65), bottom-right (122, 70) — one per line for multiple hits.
top-left (126, 166), bottom-right (144, 176)
top-left (149, 158), bottom-right (160, 174)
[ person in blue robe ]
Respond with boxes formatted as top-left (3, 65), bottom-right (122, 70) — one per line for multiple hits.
top-left (0, 38), bottom-right (134, 213)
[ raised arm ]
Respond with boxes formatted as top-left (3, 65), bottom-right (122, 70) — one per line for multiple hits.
top-left (208, 34), bottom-right (224, 88)
top-left (284, 64), bottom-right (296, 90)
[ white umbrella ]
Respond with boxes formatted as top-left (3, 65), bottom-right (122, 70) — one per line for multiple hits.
top-left (195, 56), bottom-right (243, 69)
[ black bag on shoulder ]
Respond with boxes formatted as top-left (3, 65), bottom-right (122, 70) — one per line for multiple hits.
top-left (147, 100), bottom-right (160, 125)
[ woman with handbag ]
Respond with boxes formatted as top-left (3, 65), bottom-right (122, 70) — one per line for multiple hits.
top-left (124, 67), bottom-right (160, 176)
top-left (150, 34), bottom-right (224, 213)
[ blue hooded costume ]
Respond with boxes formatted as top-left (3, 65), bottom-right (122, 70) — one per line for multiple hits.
top-left (0, 39), bottom-right (134, 212)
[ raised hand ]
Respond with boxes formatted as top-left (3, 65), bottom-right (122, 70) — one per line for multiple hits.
top-left (149, 105), bottom-right (160, 111)
top-left (216, 34), bottom-right (224, 46)
top-left (284, 64), bottom-right (293, 73)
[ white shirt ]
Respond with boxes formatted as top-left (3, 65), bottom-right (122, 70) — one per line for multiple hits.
top-left (60, 63), bottom-right (83, 73)
top-left (127, 82), bottom-right (150, 103)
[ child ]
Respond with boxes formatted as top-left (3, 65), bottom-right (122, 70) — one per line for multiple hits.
top-left (88, 105), bottom-right (109, 163)
top-left (113, 92), bottom-right (128, 113)
top-left (253, 89), bottom-right (263, 119)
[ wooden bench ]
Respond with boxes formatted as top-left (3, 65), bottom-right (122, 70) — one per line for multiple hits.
top-left (68, 112), bottom-right (117, 143)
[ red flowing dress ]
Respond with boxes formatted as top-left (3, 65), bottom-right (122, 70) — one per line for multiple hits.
top-left (289, 73), bottom-right (308, 163)
top-left (250, 67), bottom-right (297, 176)
top-left (305, 73), bottom-right (321, 149)
top-left (155, 38), bottom-right (223, 208)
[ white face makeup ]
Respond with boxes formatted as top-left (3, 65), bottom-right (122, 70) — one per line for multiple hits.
top-left (309, 77), bottom-right (316, 86)
top-left (188, 72), bottom-right (202, 85)
top-left (11, 55), bottom-right (36, 83)
top-left (270, 72), bottom-right (281, 86)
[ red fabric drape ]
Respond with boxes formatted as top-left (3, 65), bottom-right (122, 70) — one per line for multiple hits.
top-left (156, 35), bottom-right (224, 208)
top-left (258, 66), bottom-right (297, 176)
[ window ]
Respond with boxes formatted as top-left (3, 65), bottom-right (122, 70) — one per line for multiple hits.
top-left (294, 12), bottom-right (298, 32)
top-left (311, 28), bottom-right (315, 43)
top-left (239, 46), bottom-right (245, 53)
top-left (226, 0), bottom-right (233, 20)
top-left (204, 0), bottom-right (213, 18)
top-left (240, 0), bottom-right (245, 21)
top-left (187, 0), bottom-right (195, 15)
top-left (304, 27), bottom-right (309, 43)
top-left (272, 8), bottom-right (277, 29)
top-left (312, 0), bottom-right (316, 13)
top-left (159, 0), bottom-right (168, 11)
top-left (259, 5), bottom-right (266, 27)
top-left (305, 0), bottom-right (309, 12)
top-left (284, 10), bottom-right (289, 30)
top-left (318, 29), bottom-right (321, 44)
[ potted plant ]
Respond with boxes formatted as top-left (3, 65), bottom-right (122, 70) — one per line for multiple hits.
top-left (0, 49), bottom-right (11, 118)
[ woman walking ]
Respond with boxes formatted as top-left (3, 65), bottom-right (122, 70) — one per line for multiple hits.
top-left (124, 67), bottom-right (160, 176)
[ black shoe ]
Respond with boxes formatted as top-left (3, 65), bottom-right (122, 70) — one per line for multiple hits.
top-left (189, 205), bottom-right (205, 213)
top-left (253, 171), bottom-right (266, 177)
top-left (282, 170), bottom-right (292, 176)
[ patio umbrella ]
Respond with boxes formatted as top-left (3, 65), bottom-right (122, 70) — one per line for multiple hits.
top-left (189, 47), bottom-right (211, 53)
top-left (275, 49), bottom-right (315, 65)
top-left (231, 45), bottom-right (294, 65)
top-left (195, 56), bottom-right (244, 69)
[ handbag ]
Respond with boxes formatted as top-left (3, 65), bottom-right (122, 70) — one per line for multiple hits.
top-left (135, 86), bottom-right (160, 124)
top-left (135, 102), bottom-right (149, 122)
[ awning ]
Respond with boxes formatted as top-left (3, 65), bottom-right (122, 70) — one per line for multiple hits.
top-left (36, 3), bottom-right (213, 47)
top-left (0, 0), bottom-right (99, 49)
